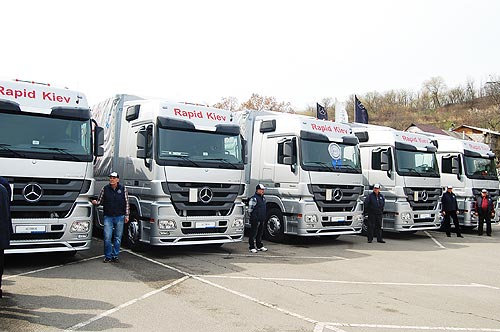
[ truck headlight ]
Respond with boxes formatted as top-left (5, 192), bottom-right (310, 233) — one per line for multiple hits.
top-left (400, 212), bottom-right (411, 222)
top-left (70, 220), bottom-right (90, 233)
top-left (158, 219), bottom-right (176, 230)
top-left (232, 218), bottom-right (244, 228)
top-left (305, 214), bottom-right (318, 225)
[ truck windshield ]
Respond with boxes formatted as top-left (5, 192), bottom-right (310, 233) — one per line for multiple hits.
top-left (300, 139), bottom-right (361, 173)
top-left (0, 112), bottom-right (92, 161)
top-left (157, 128), bottom-right (244, 169)
top-left (395, 149), bottom-right (439, 177)
top-left (464, 156), bottom-right (497, 180)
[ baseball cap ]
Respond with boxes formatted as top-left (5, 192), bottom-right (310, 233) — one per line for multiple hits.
top-left (256, 184), bottom-right (265, 190)
top-left (109, 171), bottom-right (119, 178)
top-left (373, 183), bottom-right (381, 189)
top-left (481, 189), bottom-right (488, 193)
top-left (446, 185), bottom-right (453, 189)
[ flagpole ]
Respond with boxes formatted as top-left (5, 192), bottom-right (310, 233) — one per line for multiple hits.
top-left (354, 95), bottom-right (356, 123)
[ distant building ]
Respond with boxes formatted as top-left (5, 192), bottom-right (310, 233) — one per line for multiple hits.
top-left (405, 123), bottom-right (469, 140)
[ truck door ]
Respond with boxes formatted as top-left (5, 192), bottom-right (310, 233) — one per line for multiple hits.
top-left (274, 136), bottom-right (299, 188)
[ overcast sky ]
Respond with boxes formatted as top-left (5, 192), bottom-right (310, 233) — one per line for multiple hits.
top-left (2, 0), bottom-right (499, 110)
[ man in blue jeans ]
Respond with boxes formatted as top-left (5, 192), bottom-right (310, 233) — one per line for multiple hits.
top-left (92, 172), bottom-right (129, 263)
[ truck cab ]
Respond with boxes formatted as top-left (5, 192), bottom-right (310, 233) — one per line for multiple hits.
top-left (236, 110), bottom-right (364, 242)
top-left (423, 134), bottom-right (499, 227)
top-left (352, 124), bottom-right (441, 232)
top-left (92, 96), bottom-right (245, 248)
top-left (0, 79), bottom-right (103, 254)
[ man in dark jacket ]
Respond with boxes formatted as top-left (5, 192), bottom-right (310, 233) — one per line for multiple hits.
top-left (364, 183), bottom-right (385, 243)
top-left (248, 184), bottom-right (267, 253)
top-left (92, 172), bottom-right (129, 263)
top-left (441, 186), bottom-right (463, 238)
top-left (0, 176), bottom-right (12, 298)
top-left (475, 189), bottom-right (494, 236)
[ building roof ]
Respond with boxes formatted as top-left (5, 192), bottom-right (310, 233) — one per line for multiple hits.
top-left (452, 125), bottom-right (500, 136)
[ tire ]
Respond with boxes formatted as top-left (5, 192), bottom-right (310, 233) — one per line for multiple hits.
top-left (263, 207), bottom-right (286, 243)
top-left (126, 213), bottom-right (146, 252)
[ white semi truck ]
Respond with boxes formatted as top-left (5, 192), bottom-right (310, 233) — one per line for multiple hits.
top-left (351, 124), bottom-right (441, 232)
top-left (421, 133), bottom-right (499, 227)
top-left (0, 79), bottom-right (104, 254)
top-left (91, 95), bottom-right (245, 249)
top-left (236, 110), bottom-right (365, 242)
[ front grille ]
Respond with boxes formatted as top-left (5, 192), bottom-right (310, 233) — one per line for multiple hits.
top-left (321, 221), bottom-right (353, 227)
top-left (11, 232), bottom-right (64, 241)
top-left (5, 177), bottom-right (85, 219)
top-left (165, 182), bottom-right (242, 217)
top-left (404, 187), bottom-right (441, 211)
top-left (181, 227), bottom-right (228, 235)
top-left (308, 184), bottom-right (363, 212)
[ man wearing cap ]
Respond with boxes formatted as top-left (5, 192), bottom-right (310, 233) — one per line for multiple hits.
top-left (475, 189), bottom-right (494, 236)
top-left (92, 172), bottom-right (130, 262)
top-left (441, 186), bottom-right (463, 238)
top-left (248, 184), bottom-right (268, 253)
top-left (363, 184), bottom-right (385, 243)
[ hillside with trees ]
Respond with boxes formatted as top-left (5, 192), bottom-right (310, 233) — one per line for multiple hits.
top-left (213, 75), bottom-right (500, 132)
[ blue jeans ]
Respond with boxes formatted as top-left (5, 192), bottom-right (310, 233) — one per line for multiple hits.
top-left (103, 215), bottom-right (125, 259)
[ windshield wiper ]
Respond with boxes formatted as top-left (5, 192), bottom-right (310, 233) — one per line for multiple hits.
top-left (0, 143), bottom-right (26, 158)
top-left (31, 146), bottom-right (82, 162)
top-left (167, 155), bottom-right (201, 167)
top-left (307, 161), bottom-right (337, 171)
top-left (399, 167), bottom-right (424, 177)
top-left (204, 158), bottom-right (239, 169)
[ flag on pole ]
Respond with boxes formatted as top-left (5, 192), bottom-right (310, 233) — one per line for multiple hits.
top-left (354, 95), bottom-right (369, 124)
top-left (316, 103), bottom-right (328, 120)
top-left (335, 99), bottom-right (349, 123)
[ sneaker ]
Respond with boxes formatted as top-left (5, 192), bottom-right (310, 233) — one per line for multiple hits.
top-left (111, 257), bottom-right (120, 263)
top-left (249, 248), bottom-right (258, 253)
top-left (103, 257), bottom-right (111, 263)
top-left (257, 247), bottom-right (268, 252)
top-left (377, 240), bottom-right (386, 243)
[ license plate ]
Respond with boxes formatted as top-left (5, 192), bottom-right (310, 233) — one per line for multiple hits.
top-left (331, 217), bottom-right (344, 222)
top-left (195, 221), bottom-right (216, 228)
top-left (16, 225), bottom-right (46, 233)
top-left (420, 213), bottom-right (431, 219)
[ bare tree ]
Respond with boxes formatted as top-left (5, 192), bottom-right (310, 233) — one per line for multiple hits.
top-left (213, 96), bottom-right (240, 112)
top-left (422, 76), bottom-right (447, 109)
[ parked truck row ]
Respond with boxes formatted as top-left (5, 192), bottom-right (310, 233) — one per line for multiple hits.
top-left (1, 79), bottom-right (498, 254)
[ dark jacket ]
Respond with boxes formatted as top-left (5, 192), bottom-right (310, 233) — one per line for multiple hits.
top-left (441, 191), bottom-right (458, 212)
top-left (0, 184), bottom-right (13, 249)
top-left (364, 191), bottom-right (385, 216)
top-left (96, 183), bottom-right (129, 217)
top-left (475, 196), bottom-right (494, 216)
top-left (249, 192), bottom-right (266, 223)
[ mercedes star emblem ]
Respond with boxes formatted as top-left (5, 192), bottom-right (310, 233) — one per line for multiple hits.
top-left (199, 187), bottom-right (213, 204)
top-left (420, 190), bottom-right (429, 202)
top-left (332, 188), bottom-right (343, 202)
top-left (23, 183), bottom-right (44, 203)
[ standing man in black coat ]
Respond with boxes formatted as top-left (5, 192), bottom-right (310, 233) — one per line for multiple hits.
top-left (441, 186), bottom-right (463, 238)
top-left (248, 184), bottom-right (268, 253)
top-left (475, 189), bottom-right (494, 236)
top-left (0, 176), bottom-right (13, 298)
top-left (364, 183), bottom-right (385, 243)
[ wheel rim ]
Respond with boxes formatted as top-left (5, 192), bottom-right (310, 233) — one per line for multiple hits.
top-left (267, 215), bottom-right (282, 237)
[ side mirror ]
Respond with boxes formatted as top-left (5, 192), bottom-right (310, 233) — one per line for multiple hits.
top-left (242, 138), bottom-right (248, 164)
top-left (94, 126), bottom-right (104, 157)
top-left (136, 129), bottom-right (150, 167)
top-left (282, 139), bottom-right (297, 172)
top-left (380, 149), bottom-right (391, 177)
top-left (451, 156), bottom-right (461, 179)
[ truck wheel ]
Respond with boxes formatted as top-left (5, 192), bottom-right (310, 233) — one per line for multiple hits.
top-left (264, 207), bottom-right (286, 243)
top-left (126, 214), bottom-right (146, 252)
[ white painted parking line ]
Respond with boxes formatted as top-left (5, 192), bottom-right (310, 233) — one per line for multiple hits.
top-left (197, 275), bottom-right (499, 290)
top-left (318, 322), bottom-right (500, 331)
top-left (64, 276), bottom-right (190, 331)
top-left (4, 255), bottom-right (103, 280)
top-left (424, 231), bottom-right (446, 249)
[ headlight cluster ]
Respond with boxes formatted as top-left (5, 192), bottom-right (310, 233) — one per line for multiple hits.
top-left (158, 219), bottom-right (176, 230)
top-left (232, 218), bottom-right (244, 228)
top-left (400, 212), bottom-right (412, 222)
top-left (305, 214), bottom-right (318, 226)
top-left (70, 221), bottom-right (90, 233)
